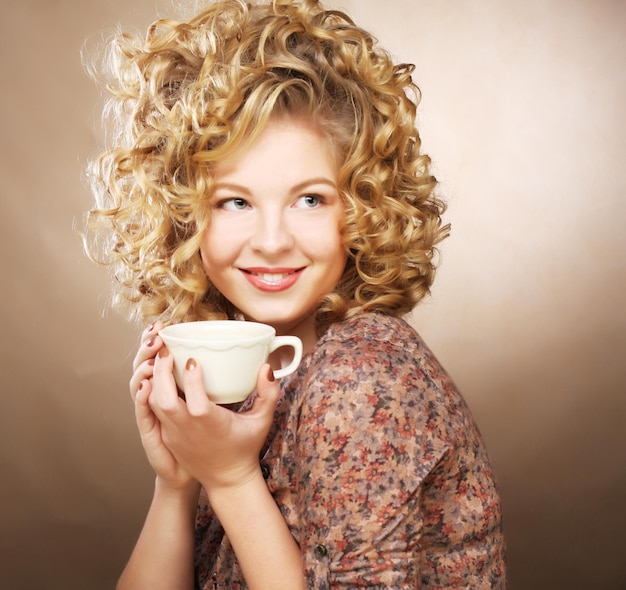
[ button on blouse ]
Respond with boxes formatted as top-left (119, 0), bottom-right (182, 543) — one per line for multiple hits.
top-left (314, 544), bottom-right (328, 559)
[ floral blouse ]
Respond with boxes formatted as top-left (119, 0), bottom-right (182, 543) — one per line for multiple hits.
top-left (194, 312), bottom-right (507, 588)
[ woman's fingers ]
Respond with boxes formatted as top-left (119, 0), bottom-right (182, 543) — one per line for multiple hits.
top-left (250, 364), bottom-right (281, 419)
top-left (134, 378), bottom-right (156, 431)
top-left (132, 321), bottom-right (164, 371)
top-left (130, 321), bottom-right (165, 400)
top-left (151, 346), bottom-right (181, 412)
top-left (181, 358), bottom-right (212, 417)
top-left (181, 360), bottom-right (279, 419)
top-left (130, 357), bottom-right (156, 401)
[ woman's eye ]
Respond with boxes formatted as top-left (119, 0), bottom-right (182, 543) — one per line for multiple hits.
top-left (295, 194), bottom-right (322, 208)
top-left (218, 197), bottom-right (249, 211)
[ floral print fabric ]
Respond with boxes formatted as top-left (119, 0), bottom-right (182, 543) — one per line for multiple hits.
top-left (195, 312), bottom-right (507, 588)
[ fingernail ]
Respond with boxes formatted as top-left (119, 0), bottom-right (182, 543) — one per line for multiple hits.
top-left (266, 365), bottom-right (275, 382)
top-left (138, 381), bottom-right (144, 391)
top-left (148, 358), bottom-right (155, 366)
top-left (186, 358), bottom-right (196, 371)
top-left (146, 324), bottom-right (154, 333)
top-left (158, 347), bottom-right (169, 359)
top-left (146, 338), bottom-right (154, 347)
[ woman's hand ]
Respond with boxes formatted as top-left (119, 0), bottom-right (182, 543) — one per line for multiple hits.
top-left (149, 347), bottom-right (281, 493)
top-left (130, 323), bottom-right (196, 492)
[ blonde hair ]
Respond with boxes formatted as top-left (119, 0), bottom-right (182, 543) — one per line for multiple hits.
top-left (85, 0), bottom-right (449, 332)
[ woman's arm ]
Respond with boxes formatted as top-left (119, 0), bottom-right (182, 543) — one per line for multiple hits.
top-left (118, 324), bottom-right (200, 590)
top-left (117, 478), bottom-right (200, 590)
top-left (289, 318), bottom-right (505, 587)
top-left (150, 350), bottom-right (306, 590)
top-left (206, 472), bottom-right (305, 590)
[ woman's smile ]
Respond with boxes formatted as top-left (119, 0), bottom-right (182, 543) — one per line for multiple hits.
top-left (241, 267), bottom-right (305, 291)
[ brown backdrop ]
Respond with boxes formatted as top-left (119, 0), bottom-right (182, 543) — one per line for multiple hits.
top-left (1, 0), bottom-right (624, 588)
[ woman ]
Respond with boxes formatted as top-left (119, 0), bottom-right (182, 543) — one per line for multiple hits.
top-left (85, 0), bottom-right (507, 587)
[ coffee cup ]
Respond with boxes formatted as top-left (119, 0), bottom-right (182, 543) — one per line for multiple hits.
top-left (158, 320), bottom-right (303, 404)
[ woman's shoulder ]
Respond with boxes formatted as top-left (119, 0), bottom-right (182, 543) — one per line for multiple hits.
top-left (321, 311), bottom-right (418, 348)
top-left (314, 312), bottom-right (432, 368)
top-left (304, 312), bottom-right (453, 394)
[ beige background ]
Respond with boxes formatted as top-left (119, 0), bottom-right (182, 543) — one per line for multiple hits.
top-left (1, 0), bottom-right (624, 588)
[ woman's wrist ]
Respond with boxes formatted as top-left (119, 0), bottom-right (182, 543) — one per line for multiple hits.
top-left (154, 475), bottom-right (201, 506)
top-left (202, 463), bottom-right (265, 504)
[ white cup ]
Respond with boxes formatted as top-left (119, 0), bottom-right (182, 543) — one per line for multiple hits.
top-left (159, 320), bottom-right (303, 404)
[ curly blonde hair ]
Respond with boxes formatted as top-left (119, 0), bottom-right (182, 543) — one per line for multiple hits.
top-left (85, 0), bottom-right (449, 333)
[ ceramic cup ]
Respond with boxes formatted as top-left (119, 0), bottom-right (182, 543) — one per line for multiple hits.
top-left (159, 320), bottom-right (303, 404)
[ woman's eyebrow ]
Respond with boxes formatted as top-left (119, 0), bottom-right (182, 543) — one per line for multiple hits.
top-left (214, 177), bottom-right (338, 194)
top-left (290, 177), bottom-right (338, 192)
top-left (213, 182), bottom-right (252, 195)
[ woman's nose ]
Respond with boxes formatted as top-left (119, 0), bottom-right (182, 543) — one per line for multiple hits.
top-left (249, 211), bottom-right (295, 255)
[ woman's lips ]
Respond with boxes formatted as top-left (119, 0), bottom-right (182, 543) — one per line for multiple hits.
top-left (241, 268), bottom-right (304, 292)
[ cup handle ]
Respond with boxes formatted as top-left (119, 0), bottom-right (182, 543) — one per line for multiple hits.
top-left (270, 336), bottom-right (303, 379)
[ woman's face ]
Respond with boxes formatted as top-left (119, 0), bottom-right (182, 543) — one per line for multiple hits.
top-left (200, 117), bottom-right (347, 344)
